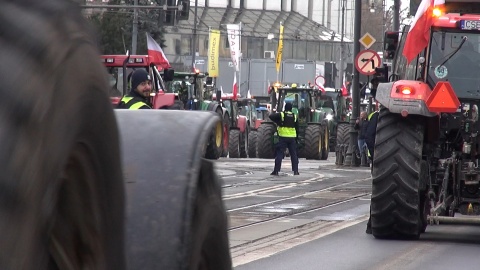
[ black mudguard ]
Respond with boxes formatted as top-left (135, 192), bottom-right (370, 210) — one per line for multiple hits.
top-left (115, 110), bottom-right (231, 269)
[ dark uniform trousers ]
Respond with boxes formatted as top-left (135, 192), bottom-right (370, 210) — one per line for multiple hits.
top-left (274, 137), bottom-right (298, 173)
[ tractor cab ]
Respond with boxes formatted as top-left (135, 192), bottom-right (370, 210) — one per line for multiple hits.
top-left (164, 70), bottom-right (208, 109)
top-left (101, 54), bottom-right (178, 109)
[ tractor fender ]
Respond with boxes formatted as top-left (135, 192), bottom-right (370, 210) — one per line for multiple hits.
top-left (152, 92), bottom-right (176, 109)
top-left (115, 110), bottom-right (231, 269)
top-left (236, 115), bottom-right (248, 133)
top-left (207, 101), bottom-right (223, 115)
top-left (376, 81), bottom-right (437, 117)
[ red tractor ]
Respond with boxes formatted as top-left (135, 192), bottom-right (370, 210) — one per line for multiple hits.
top-left (370, 0), bottom-right (480, 239)
top-left (212, 93), bottom-right (250, 158)
top-left (101, 54), bottom-right (182, 109)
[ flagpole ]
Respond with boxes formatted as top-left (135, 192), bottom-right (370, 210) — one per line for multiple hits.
top-left (239, 22), bottom-right (242, 97)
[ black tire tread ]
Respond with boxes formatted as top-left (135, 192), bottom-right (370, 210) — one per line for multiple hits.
top-left (371, 108), bottom-right (424, 239)
top-left (248, 130), bottom-right (257, 158)
top-left (304, 125), bottom-right (322, 160)
top-left (228, 129), bottom-right (241, 158)
top-left (257, 124), bottom-right (276, 159)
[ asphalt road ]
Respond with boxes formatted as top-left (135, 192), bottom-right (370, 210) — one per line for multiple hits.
top-left (215, 155), bottom-right (480, 270)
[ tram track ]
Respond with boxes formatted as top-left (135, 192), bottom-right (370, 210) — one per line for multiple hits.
top-left (226, 176), bottom-right (372, 231)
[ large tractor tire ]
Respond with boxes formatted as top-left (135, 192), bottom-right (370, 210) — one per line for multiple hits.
top-left (0, 1), bottom-right (125, 269)
top-left (335, 123), bottom-right (350, 165)
top-left (320, 125), bottom-right (330, 160)
top-left (248, 130), bottom-right (258, 158)
top-left (240, 126), bottom-right (249, 158)
top-left (304, 125), bottom-right (322, 160)
top-left (229, 129), bottom-right (242, 158)
top-left (205, 107), bottom-right (224, 159)
top-left (221, 113), bottom-right (230, 157)
top-left (116, 110), bottom-right (232, 269)
top-left (257, 123), bottom-right (277, 159)
top-left (371, 108), bottom-right (424, 240)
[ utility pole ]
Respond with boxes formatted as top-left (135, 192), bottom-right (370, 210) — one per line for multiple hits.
top-left (132, 0), bottom-right (139, 54)
top-left (338, 0), bottom-right (346, 89)
top-left (191, 0), bottom-right (199, 70)
top-left (393, 0), bottom-right (400, 31)
top-left (343, 0), bottom-right (361, 166)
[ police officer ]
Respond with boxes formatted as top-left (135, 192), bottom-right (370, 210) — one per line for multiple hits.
top-left (269, 102), bottom-right (300, 176)
top-left (117, 69), bottom-right (152, 109)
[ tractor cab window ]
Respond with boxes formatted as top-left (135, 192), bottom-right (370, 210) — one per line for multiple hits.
top-left (106, 67), bottom-right (123, 97)
top-left (428, 30), bottom-right (480, 99)
top-left (223, 100), bottom-right (233, 117)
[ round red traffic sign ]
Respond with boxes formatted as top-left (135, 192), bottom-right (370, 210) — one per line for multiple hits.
top-left (315, 75), bottom-right (325, 88)
top-left (355, 49), bottom-right (381, 76)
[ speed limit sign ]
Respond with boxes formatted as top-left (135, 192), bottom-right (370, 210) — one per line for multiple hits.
top-left (315, 75), bottom-right (325, 88)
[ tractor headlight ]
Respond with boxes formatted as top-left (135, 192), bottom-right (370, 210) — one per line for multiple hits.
top-left (326, 114), bottom-right (333, 121)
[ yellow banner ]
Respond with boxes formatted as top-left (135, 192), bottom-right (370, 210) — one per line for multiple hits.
top-left (208, 29), bottom-right (220, 77)
top-left (276, 24), bottom-right (284, 73)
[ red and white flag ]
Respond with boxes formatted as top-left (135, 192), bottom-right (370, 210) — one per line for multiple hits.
top-left (341, 82), bottom-right (348, 96)
top-left (403, 0), bottom-right (445, 63)
top-left (146, 33), bottom-right (171, 69)
top-left (233, 72), bottom-right (238, 100)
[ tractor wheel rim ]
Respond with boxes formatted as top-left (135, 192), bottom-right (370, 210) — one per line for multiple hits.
top-left (215, 122), bottom-right (222, 147)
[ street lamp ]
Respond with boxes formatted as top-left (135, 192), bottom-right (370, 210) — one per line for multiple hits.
top-left (370, 2), bottom-right (376, 13)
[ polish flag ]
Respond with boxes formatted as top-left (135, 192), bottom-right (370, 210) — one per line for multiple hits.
top-left (341, 82), bottom-right (348, 96)
top-left (146, 33), bottom-right (171, 69)
top-left (403, 0), bottom-right (445, 64)
top-left (233, 72), bottom-right (238, 100)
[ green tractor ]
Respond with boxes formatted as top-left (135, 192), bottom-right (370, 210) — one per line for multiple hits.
top-left (164, 71), bottom-right (228, 159)
top-left (315, 87), bottom-right (353, 165)
top-left (256, 84), bottom-right (330, 160)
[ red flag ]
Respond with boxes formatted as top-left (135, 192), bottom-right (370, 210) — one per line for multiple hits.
top-left (403, 0), bottom-right (445, 64)
top-left (341, 82), bottom-right (348, 96)
top-left (146, 33), bottom-right (171, 69)
top-left (233, 72), bottom-right (238, 100)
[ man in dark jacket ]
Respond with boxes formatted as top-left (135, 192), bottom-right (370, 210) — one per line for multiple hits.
top-left (355, 111), bottom-right (369, 166)
top-left (117, 69), bottom-right (153, 109)
top-left (269, 102), bottom-right (300, 175)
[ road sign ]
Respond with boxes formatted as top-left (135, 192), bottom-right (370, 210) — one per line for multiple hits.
top-left (355, 50), bottom-right (382, 76)
top-left (315, 75), bottom-right (325, 88)
top-left (359, 32), bottom-right (376, 49)
top-left (426, 81), bottom-right (460, 113)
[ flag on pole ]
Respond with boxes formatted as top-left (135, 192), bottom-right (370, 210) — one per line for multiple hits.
top-left (208, 29), bottom-right (220, 77)
top-left (226, 24), bottom-right (241, 72)
top-left (341, 82), bottom-right (348, 96)
top-left (146, 33), bottom-right (171, 69)
top-left (275, 23), bottom-right (284, 73)
top-left (233, 72), bottom-right (239, 100)
top-left (403, 0), bottom-right (445, 64)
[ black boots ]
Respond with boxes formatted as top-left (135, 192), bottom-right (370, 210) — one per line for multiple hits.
top-left (270, 171), bottom-right (279, 176)
top-left (294, 171), bottom-right (300, 175)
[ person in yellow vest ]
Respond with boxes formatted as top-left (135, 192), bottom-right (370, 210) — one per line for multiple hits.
top-left (268, 102), bottom-right (299, 176)
top-left (117, 69), bottom-right (152, 109)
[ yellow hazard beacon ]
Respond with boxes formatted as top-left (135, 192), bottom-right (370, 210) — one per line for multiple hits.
top-left (368, 0), bottom-right (480, 239)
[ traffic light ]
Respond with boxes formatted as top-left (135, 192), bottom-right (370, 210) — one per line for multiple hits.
top-left (374, 64), bottom-right (389, 83)
top-left (177, 0), bottom-right (190, 20)
top-left (206, 77), bottom-right (213, 86)
top-left (324, 62), bottom-right (337, 88)
top-left (384, 32), bottom-right (399, 60)
top-left (163, 68), bottom-right (175, 82)
top-left (164, 0), bottom-right (176, 26)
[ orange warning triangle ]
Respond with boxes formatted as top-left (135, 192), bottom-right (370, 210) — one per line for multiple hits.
top-left (426, 81), bottom-right (460, 113)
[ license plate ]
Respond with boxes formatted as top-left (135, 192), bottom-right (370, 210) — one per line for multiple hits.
top-left (460, 20), bottom-right (480, 30)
